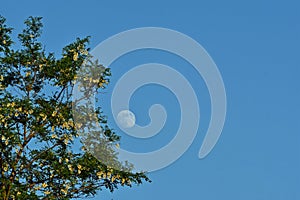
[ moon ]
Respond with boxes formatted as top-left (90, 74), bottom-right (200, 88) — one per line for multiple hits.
top-left (117, 110), bottom-right (136, 128)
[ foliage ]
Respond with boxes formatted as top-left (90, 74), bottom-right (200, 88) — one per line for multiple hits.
top-left (0, 16), bottom-right (150, 200)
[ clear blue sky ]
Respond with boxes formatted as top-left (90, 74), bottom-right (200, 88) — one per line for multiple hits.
top-left (1, 0), bottom-right (300, 199)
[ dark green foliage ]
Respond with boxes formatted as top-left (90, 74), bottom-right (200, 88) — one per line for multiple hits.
top-left (0, 16), bottom-right (150, 200)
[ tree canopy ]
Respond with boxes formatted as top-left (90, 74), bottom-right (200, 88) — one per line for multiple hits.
top-left (0, 16), bottom-right (150, 200)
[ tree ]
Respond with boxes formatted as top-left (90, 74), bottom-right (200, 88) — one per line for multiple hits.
top-left (0, 16), bottom-right (150, 200)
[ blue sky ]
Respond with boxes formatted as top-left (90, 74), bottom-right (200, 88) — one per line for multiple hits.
top-left (1, 0), bottom-right (300, 199)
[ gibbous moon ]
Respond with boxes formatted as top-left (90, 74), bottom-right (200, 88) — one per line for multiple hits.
top-left (117, 110), bottom-right (136, 128)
